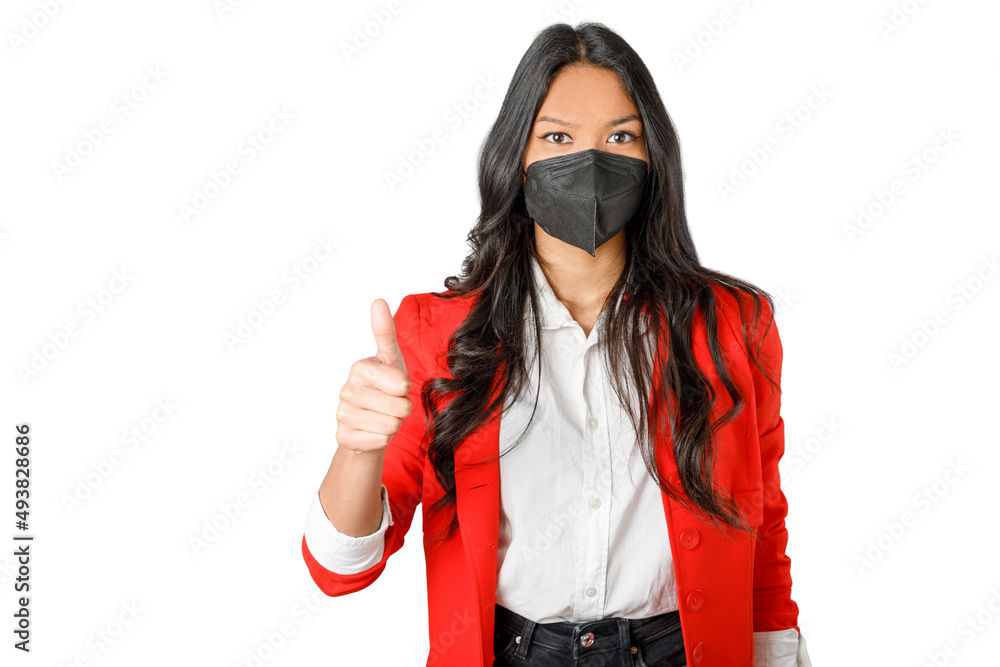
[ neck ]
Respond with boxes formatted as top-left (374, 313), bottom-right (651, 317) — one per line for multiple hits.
top-left (533, 225), bottom-right (627, 329)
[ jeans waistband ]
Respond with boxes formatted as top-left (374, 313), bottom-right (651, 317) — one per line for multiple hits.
top-left (494, 603), bottom-right (682, 661)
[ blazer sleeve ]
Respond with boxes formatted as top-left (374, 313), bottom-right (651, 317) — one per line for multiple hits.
top-left (746, 296), bottom-right (802, 634)
top-left (302, 483), bottom-right (393, 575)
top-left (301, 293), bottom-right (428, 596)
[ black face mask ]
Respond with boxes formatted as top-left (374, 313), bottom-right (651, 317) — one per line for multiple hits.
top-left (522, 148), bottom-right (649, 257)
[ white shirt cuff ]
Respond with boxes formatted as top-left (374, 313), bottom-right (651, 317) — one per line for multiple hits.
top-left (303, 483), bottom-right (393, 575)
top-left (753, 627), bottom-right (812, 667)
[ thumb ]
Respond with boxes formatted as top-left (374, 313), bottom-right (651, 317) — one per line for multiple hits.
top-left (370, 298), bottom-right (407, 372)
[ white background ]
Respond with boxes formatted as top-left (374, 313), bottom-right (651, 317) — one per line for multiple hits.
top-left (2, 0), bottom-right (998, 665)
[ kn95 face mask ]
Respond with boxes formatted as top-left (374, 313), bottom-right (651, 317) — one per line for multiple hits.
top-left (523, 148), bottom-right (649, 257)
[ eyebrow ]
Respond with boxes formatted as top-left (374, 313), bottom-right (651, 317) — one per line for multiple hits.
top-left (534, 114), bottom-right (642, 128)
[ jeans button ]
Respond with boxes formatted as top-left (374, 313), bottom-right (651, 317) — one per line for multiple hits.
top-left (580, 631), bottom-right (595, 647)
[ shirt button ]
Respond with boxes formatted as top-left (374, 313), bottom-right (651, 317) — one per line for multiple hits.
top-left (588, 417), bottom-right (598, 429)
top-left (584, 586), bottom-right (597, 597)
top-left (686, 590), bottom-right (704, 612)
top-left (589, 497), bottom-right (601, 509)
top-left (692, 642), bottom-right (705, 664)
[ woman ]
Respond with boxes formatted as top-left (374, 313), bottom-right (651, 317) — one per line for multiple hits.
top-left (302, 22), bottom-right (812, 667)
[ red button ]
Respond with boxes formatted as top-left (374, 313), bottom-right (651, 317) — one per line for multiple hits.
top-left (692, 642), bottom-right (705, 664)
top-left (680, 528), bottom-right (700, 549)
top-left (686, 590), bottom-right (703, 612)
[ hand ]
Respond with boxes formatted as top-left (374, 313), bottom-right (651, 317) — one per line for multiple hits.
top-left (335, 298), bottom-right (413, 453)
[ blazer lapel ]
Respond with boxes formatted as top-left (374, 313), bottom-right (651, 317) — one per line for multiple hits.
top-left (453, 407), bottom-right (502, 619)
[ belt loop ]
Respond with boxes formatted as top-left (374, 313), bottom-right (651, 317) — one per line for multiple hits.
top-left (513, 617), bottom-right (536, 659)
top-left (617, 617), bottom-right (632, 666)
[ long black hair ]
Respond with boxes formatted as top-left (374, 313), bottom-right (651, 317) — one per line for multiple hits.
top-left (417, 22), bottom-right (779, 547)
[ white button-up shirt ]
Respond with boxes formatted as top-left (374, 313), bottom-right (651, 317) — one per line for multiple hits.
top-left (304, 254), bottom-right (811, 666)
top-left (492, 256), bottom-right (674, 624)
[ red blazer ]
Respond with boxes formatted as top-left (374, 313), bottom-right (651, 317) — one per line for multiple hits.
top-left (302, 284), bottom-right (801, 666)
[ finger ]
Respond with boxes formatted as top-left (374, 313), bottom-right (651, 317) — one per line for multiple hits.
top-left (337, 402), bottom-right (405, 438)
top-left (342, 382), bottom-right (413, 420)
top-left (351, 358), bottom-right (411, 397)
top-left (370, 298), bottom-right (407, 371)
top-left (336, 427), bottom-right (394, 452)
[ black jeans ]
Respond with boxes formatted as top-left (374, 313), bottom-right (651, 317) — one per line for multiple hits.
top-left (494, 603), bottom-right (686, 666)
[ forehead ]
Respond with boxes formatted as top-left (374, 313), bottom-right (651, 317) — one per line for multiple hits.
top-left (535, 65), bottom-right (639, 125)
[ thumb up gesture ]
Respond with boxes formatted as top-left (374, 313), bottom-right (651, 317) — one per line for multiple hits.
top-left (335, 299), bottom-right (413, 453)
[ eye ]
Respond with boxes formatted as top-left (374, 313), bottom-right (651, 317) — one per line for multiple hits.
top-left (539, 131), bottom-right (571, 144)
top-left (609, 131), bottom-right (639, 144)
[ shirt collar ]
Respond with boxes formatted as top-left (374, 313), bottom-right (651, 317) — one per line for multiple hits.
top-left (528, 254), bottom-right (649, 336)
